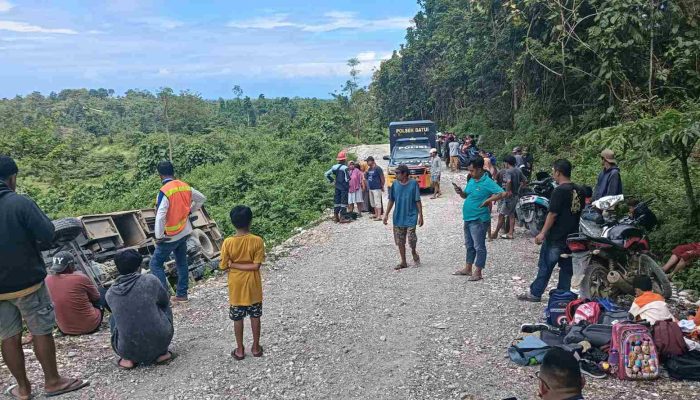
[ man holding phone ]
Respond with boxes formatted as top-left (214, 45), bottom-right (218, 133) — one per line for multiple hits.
top-left (452, 157), bottom-right (507, 281)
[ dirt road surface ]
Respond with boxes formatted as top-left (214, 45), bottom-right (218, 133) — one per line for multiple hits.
top-left (2, 144), bottom-right (698, 399)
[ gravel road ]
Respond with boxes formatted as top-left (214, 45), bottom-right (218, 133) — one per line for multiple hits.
top-left (2, 144), bottom-right (698, 399)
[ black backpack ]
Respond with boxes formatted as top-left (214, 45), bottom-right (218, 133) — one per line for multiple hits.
top-left (665, 350), bottom-right (700, 381)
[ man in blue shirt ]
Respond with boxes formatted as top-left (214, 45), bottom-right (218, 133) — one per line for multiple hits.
top-left (452, 157), bottom-right (506, 281)
top-left (383, 164), bottom-right (424, 270)
top-left (593, 149), bottom-right (622, 200)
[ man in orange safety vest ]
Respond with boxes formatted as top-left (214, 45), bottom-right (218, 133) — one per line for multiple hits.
top-left (151, 161), bottom-right (206, 303)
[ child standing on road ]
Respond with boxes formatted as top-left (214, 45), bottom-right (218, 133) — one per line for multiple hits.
top-left (219, 206), bottom-right (266, 360)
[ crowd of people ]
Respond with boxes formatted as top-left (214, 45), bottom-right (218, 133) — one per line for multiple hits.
top-left (2, 135), bottom-right (699, 399)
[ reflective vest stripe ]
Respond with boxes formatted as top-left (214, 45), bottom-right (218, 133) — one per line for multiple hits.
top-left (164, 185), bottom-right (191, 198)
top-left (159, 179), bottom-right (193, 236)
top-left (164, 218), bottom-right (188, 233)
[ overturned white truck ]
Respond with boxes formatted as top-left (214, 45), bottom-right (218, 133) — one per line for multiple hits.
top-left (45, 207), bottom-right (224, 291)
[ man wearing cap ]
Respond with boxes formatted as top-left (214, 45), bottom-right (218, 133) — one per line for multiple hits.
top-left (106, 249), bottom-right (175, 369)
top-left (364, 156), bottom-right (385, 221)
top-left (429, 148), bottom-right (443, 199)
top-left (45, 251), bottom-right (105, 336)
top-left (0, 156), bottom-right (89, 399)
top-left (151, 160), bottom-right (207, 304)
top-left (593, 149), bottom-right (623, 201)
top-left (325, 150), bottom-right (352, 223)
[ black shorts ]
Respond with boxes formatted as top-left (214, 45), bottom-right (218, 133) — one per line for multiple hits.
top-left (229, 303), bottom-right (263, 321)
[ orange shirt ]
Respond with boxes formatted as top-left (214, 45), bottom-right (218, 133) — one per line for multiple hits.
top-left (218, 234), bottom-right (265, 306)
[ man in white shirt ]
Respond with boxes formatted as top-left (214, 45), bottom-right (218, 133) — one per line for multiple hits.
top-left (151, 161), bottom-right (206, 303)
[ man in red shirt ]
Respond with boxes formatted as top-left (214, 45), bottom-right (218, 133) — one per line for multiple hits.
top-left (45, 251), bottom-right (104, 335)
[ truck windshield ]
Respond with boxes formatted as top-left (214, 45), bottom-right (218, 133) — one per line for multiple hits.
top-left (393, 142), bottom-right (430, 160)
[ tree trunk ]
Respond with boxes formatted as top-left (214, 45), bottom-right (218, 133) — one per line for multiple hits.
top-left (677, 153), bottom-right (699, 225)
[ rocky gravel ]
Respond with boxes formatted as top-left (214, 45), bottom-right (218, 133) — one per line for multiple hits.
top-left (2, 144), bottom-right (699, 399)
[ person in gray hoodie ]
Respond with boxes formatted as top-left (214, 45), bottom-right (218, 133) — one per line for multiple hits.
top-left (106, 249), bottom-right (175, 369)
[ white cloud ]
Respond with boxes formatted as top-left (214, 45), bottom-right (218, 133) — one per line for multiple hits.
top-left (134, 17), bottom-right (184, 30)
top-left (274, 51), bottom-right (392, 78)
top-left (0, 20), bottom-right (77, 34)
top-left (0, 1), bottom-right (13, 13)
top-left (157, 68), bottom-right (170, 76)
top-left (228, 11), bottom-right (413, 33)
top-left (227, 14), bottom-right (297, 30)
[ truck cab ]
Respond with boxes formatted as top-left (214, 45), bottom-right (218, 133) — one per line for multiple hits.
top-left (386, 120), bottom-right (437, 190)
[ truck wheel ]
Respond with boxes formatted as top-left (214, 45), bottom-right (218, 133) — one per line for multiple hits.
top-left (52, 218), bottom-right (83, 246)
top-left (192, 229), bottom-right (216, 258)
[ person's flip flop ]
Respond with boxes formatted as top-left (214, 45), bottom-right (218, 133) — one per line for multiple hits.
top-left (394, 264), bottom-right (408, 271)
top-left (452, 270), bottom-right (471, 276)
top-left (4, 385), bottom-right (32, 400)
top-left (155, 351), bottom-right (178, 366)
top-left (252, 346), bottom-right (264, 358)
top-left (44, 379), bottom-right (90, 397)
top-left (112, 358), bottom-right (136, 371)
top-left (231, 348), bottom-right (245, 361)
top-left (500, 234), bottom-right (514, 240)
top-left (467, 275), bottom-right (483, 282)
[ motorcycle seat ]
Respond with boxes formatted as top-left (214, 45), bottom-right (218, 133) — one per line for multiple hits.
top-left (581, 233), bottom-right (623, 248)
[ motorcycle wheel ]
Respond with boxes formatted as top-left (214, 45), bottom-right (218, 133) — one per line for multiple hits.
top-left (581, 259), bottom-right (618, 299)
top-left (526, 207), bottom-right (547, 236)
top-left (631, 254), bottom-right (673, 299)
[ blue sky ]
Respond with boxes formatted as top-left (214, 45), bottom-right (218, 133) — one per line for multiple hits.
top-left (0, 0), bottom-right (419, 99)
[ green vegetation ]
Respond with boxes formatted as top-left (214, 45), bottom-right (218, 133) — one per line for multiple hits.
top-left (370, 0), bottom-right (700, 289)
top-left (1, 0), bottom-right (698, 289)
top-left (0, 87), bottom-right (382, 245)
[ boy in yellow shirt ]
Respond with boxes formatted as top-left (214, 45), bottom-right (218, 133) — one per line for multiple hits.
top-left (219, 206), bottom-right (265, 360)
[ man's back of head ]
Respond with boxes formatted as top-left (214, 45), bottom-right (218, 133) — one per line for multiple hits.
top-left (538, 348), bottom-right (584, 400)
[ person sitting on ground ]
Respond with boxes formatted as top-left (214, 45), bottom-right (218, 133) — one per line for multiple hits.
top-left (219, 205), bottom-right (266, 360)
top-left (383, 164), bottom-right (424, 271)
top-left (629, 275), bottom-right (674, 325)
top-left (662, 242), bottom-right (700, 276)
top-left (536, 348), bottom-right (585, 400)
top-left (0, 155), bottom-right (89, 399)
top-left (106, 249), bottom-right (175, 369)
top-left (429, 148), bottom-right (442, 199)
top-left (45, 251), bottom-right (107, 335)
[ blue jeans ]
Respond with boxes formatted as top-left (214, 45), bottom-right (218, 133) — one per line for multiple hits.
top-left (530, 240), bottom-right (573, 298)
top-left (150, 235), bottom-right (190, 298)
top-left (464, 220), bottom-right (489, 269)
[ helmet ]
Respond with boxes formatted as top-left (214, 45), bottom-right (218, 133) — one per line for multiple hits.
top-left (336, 150), bottom-right (347, 161)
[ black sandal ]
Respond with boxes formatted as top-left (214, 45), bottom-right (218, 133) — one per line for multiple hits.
top-left (231, 347), bottom-right (245, 361)
top-left (252, 346), bottom-right (264, 358)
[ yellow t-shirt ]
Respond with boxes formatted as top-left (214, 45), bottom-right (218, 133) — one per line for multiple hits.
top-left (219, 233), bottom-right (265, 306)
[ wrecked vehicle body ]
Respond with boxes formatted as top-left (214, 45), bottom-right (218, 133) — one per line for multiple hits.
top-left (44, 207), bottom-right (224, 290)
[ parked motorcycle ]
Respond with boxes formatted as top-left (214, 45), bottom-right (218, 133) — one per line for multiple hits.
top-left (566, 195), bottom-right (671, 299)
top-left (515, 172), bottom-right (556, 235)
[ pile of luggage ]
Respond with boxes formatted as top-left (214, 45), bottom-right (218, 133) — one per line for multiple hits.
top-left (507, 289), bottom-right (700, 382)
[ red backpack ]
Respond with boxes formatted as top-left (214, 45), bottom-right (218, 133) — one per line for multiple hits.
top-left (565, 299), bottom-right (601, 325)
